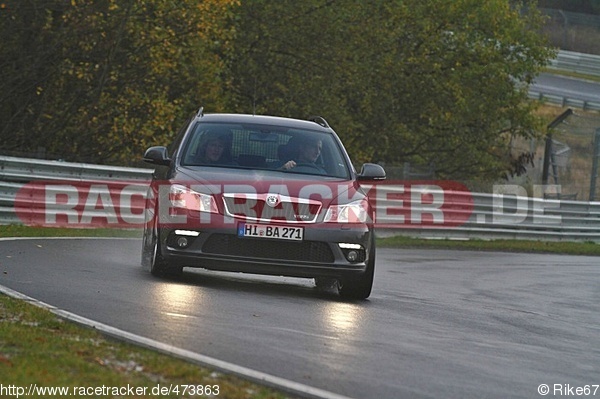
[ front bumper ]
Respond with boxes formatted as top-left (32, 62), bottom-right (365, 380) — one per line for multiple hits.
top-left (159, 224), bottom-right (373, 279)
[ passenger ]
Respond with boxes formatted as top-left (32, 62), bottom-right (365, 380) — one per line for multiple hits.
top-left (193, 131), bottom-right (233, 165)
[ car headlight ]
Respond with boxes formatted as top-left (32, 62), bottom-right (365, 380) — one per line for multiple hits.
top-left (170, 184), bottom-right (218, 213)
top-left (324, 199), bottom-right (369, 223)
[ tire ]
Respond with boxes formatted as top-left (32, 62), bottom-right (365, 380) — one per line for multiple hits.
top-left (149, 229), bottom-right (167, 276)
top-left (339, 238), bottom-right (375, 300)
top-left (140, 195), bottom-right (156, 269)
top-left (142, 211), bottom-right (182, 278)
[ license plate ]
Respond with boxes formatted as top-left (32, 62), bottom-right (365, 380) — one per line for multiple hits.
top-left (238, 223), bottom-right (304, 241)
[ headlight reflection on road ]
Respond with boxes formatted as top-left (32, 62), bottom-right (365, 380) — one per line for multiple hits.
top-left (152, 282), bottom-right (203, 318)
top-left (323, 301), bottom-right (361, 333)
top-left (320, 301), bottom-right (365, 360)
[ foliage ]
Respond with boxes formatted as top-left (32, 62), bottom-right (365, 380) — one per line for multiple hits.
top-left (225, 0), bottom-right (554, 179)
top-left (1, 0), bottom-right (555, 180)
top-left (0, 0), bottom-right (238, 164)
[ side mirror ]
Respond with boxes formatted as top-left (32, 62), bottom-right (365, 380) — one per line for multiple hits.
top-left (357, 163), bottom-right (386, 180)
top-left (143, 146), bottom-right (171, 166)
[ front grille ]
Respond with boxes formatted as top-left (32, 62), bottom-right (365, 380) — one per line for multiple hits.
top-left (202, 234), bottom-right (334, 263)
top-left (222, 194), bottom-right (321, 223)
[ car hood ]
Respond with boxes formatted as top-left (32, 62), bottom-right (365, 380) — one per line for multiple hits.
top-left (175, 165), bottom-right (364, 207)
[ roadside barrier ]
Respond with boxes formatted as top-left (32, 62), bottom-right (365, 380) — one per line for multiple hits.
top-left (2, 155), bottom-right (600, 242)
top-left (550, 50), bottom-right (600, 77)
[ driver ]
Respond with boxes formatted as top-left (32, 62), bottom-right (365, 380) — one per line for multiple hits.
top-left (281, 137), bottom-right (325, 173)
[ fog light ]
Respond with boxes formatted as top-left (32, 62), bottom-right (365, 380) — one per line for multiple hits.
top-left (338, 243), bottom-right (366, 263)
top-left (347, 250), bottom-right (358, 262)
top-left (339, 243), bottom-right (361, 250)
top-left (167, 230), bottom-right (199, 248)
top-left (176, 237), bottom-right (189, 248)
top-left (175, 230), bottom-right (200, 237)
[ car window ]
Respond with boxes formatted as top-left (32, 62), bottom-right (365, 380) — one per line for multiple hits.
top-left (180, 122), bottom-right (351, 179)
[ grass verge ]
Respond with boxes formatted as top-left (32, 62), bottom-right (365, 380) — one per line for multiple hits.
top-left (544, 67), bottom-right (600, 83)
top-left (377, 234), bottom-right (600, 256)
top-left (0, 295), bottom-right (291, 399)
top-left (0, 224), bottom-right (142, 238)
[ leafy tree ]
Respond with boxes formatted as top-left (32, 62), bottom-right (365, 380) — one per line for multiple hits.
top-left (226, 0), bottom-right (554, 179)
top-left (0, 0), bottom-right (238, 164)
top-left (1, 0), bottom-right (554, 181)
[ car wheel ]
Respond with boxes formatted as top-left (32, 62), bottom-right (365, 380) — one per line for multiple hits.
top-left (149, 230), bottom-right (166, 276)
top-left (141, 195), bottom-right (157, 269)
top-left (141, 224), bottom-right (153, 269)
top-left (143, 214), bottom-right (182, 278)
top-left (338, 238), bottom-right (375, 300)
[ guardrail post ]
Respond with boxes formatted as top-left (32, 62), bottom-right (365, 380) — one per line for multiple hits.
top-left (542, 135), bottom-right (553, 186)
top-left (542, 109), bottom-right (573, 189)
top-left (590, 128), bottom-right (600, 201)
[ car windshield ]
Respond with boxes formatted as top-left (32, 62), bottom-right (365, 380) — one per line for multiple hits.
top-left (180, 122), bottom-right (351, 179)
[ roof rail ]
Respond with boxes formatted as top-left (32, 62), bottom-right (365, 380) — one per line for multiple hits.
top-left (197, 106), bottom-right (204, 117)
top-left (308, 115), bottom-right (329, 128)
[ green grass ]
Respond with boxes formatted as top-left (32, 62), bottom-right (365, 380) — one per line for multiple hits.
top-left (0, 224), bottom-right (142, 238)
top-left (377, 234), bottom-right (600, 256)
top-left (0, 295), bottom-right (291, 399)
top-left (544, 67), bottom-right (600, 83)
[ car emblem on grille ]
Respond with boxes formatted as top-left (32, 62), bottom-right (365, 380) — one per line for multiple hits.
top-left (266, 194), bottom-right (279, 207)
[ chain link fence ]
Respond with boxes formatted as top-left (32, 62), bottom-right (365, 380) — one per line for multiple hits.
top-left (540, 8), bottom-right (600, 55)
top-left (505, 109), bottom-right (600, 201)
top-left (546, 111), bottom-right (600, 200)
top-left (387, 109), bottom-right (600, 202)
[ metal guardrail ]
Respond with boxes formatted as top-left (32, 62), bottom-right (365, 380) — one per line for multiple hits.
top-left (375, 186), bottom-right (600, 242)
top-left (0, 156), bottom-right (152, 226)
top-left (0, 155), bottom-right (153, 183)
top-left (527, 90), bottom-right (600, 111)
top-left (2, 155), bottom-right (600, 242)
top-left (549, 50), bottom-right (600, 77)
top-left (528, 50), bottom-right (600, 111)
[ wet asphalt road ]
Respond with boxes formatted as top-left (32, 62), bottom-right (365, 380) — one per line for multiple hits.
top-left (532, 73), bottom-right (600, 104)
top-left (0, 237), bottom-right (598, 399)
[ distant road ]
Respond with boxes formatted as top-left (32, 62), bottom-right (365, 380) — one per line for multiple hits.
top-left (531, 73), bottom-right (600, 104)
